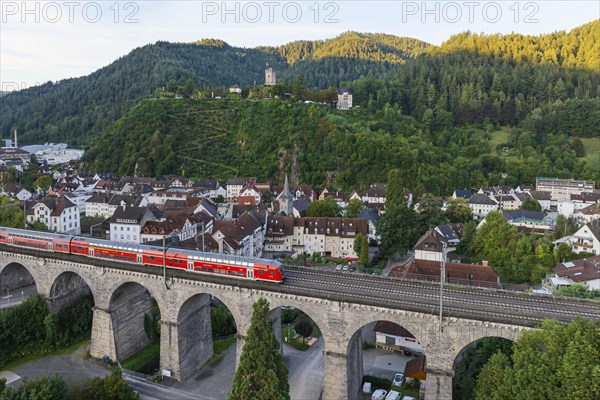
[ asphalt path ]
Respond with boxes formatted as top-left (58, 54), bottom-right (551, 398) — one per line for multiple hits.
top-left (285, 337), bottom-right (324, 400)
top-left (4, 342), bottom-right (109, 389)
top-left (0, 284), bottom-right (37, 310)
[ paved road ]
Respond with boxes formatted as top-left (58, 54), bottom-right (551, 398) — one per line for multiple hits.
top-left (5, 342), bottom-right (109, 389)
top-left (285, 337), bottom-right (324, 400)
top-left (0, 284), bottom-right (37, 310)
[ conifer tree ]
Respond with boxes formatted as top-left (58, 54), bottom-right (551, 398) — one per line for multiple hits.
top-left (230, 298), bottom-right (289, 400)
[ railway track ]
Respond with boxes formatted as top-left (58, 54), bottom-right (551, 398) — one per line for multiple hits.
top-left (2, 246), bottom-right (598, 327)
top-left (282, 266), bottom-right (600, 325)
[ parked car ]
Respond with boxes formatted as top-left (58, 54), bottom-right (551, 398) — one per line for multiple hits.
top-left (304, 262), bottom-right (313, 267)
top-left (392, 373), bottom-right (405, 387)
top-left (336, 264), bottom-right (343, 271)
top-left (385, 390), bottom-right (401, 400)
top-left (342, 265), bottom-right (349, 271)
top-left (402, 396), bottom-right (416, 400)
top-left (371, 389), bottom-right (387, 400)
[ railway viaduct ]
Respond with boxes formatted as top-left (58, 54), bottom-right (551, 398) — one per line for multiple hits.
top-left (1, 249), bottom-right (589, 400)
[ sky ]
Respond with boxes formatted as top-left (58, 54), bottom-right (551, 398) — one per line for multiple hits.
top-left (1, 1), bottom-right (598, 89)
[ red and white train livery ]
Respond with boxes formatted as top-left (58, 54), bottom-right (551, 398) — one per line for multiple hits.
top-left (0, 227), bottom-right (284, 283)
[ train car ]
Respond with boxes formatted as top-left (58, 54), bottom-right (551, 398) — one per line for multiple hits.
top-left (85, 237), bottom-right (141, 264)
top-left (0, 227), bottom-right (62, 251)
top-left (180, 249), bottom-right (282, 282)
top-left (70, 237), bottom-right (90, 256)
top-left (138, 243), bottom-right (283, 283)
top-left (0, 226), bottom-right (283, 283)
top-left (52, 236), bottom-right (72, 253)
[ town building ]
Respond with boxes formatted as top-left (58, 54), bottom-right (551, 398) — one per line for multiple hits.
top-left (567, 220), bottom-right (600, 255)
top-left (108, 205), bottom-right (156, 244)
top-left (502, 210), bottom-right (551, 234)
top-left (211, 212), bottom-right (265, 257)
top-left (551, 256), bottom-right (600, 291)
top-left (26, 197), bottom-right (80, 234)
top-left (263, 216), bottom-right (369, 259)
top-left (2, 182), bottom-right (32, 201)
top-left (535, 177), bottom-right (596, 201)
top-left (21, 143), bottom-right (84, 165)
top-left (336, 89), bottom-right (353, 110)
top-left (468, 194), bottom-right (498, 219)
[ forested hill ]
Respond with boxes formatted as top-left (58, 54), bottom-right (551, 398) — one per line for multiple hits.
top-left (2, 21), bottom-right (599, 147)
top-left (0, 32), bottom-right (428, 146)
top-left (83, 98), bottom-right (599, 194)
top-left (432, 20), bottom-right (599, 69)
top-left (261, 31), bottom-right (429, 64)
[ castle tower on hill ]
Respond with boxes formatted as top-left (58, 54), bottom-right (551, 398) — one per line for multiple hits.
top-left (265, 64), bottom-right (276, 86)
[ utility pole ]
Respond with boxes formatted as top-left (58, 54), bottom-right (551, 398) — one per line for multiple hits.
top-left (439, 241), bottom-right (447, 333)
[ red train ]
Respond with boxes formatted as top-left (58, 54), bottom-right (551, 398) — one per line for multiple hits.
top-left (0, 227), bottom-right (284, 283)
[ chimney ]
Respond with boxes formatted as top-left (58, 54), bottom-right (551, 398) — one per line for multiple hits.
top-left (482, 260), bottom-right (488, 267)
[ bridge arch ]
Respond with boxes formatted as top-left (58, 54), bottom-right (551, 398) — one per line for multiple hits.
top-left (108, 281), bottom-right (163, 362)
top-left (270, 304), bottom-right (325, 400)
top-left (346, 319), bottom-right (426, 400)
top-left (451, 336), bottom-right (515, 399)
top-left (48, 271), bottom-right (95, 313)
top-left (0, 261), bottom-right (39, 307)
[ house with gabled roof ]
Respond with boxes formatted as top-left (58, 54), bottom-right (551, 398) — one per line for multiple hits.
top-left (528, 191), bottom-right (552, 211)
top-left (567, 220), bottom-right (600, 255)
top-left (414, 224), bottom-right (463, 262)
top-left (452, 189), bottom-right (471, 199)
top-left (211, 211), bottom-right (265, 258)
top-left (226, 177), bottom-right (255, 201)
top-left (551, 256), bottom-right (600, 291)
top-left (26, 196), bottom-right (80, 234)
top-left (2, 182), bottom-right (32, 201)
top-left (502, 210), bottom-right (551, 234)
top-left (575, 203), bottom-right (600, 224)
top-left (109, 205), bottom-right (157, 244)
top-left (469, 194), bottom-right (498, 219)
top-left (263, 215), bottom-right (296, 254)
top-left (238, 184), bottom-right (262, 205)
top-left (357, 208), bottom-right (381, 244)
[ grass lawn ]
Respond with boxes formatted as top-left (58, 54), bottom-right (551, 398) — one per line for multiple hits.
top-left (488, 127), bottom-right (511, 154)
top-left (579, 137), bottom-right (600, 169)
top-left (1, 337), bottom-right (90, 372)
top-left (282, 325), bottom-right (310, 351)
top-left (213, 337), bottom-right (236, 358)
top-left (121, 340), bottom-right (160, 374)
top-left (204, 337), bottom-right (236, 366)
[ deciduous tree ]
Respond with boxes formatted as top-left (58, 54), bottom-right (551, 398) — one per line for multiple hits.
top-left (306, 197), bottom-right (341, 217)
top-left (445, 197), bottom-right (473, 223)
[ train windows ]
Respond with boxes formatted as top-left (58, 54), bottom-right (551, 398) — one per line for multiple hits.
top-left (270, 271), bottom-right (276, 276)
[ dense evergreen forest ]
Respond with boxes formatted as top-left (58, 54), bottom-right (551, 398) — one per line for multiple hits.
top-left (83, 97), bottom-right (598, 193)
top-left (0, 32), bottom-right (428, 145)
top-left (4, 21), bottom-right (600, 189)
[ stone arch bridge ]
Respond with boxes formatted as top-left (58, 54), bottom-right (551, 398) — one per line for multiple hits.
top-left (1, 249), bottom-right (586, 400)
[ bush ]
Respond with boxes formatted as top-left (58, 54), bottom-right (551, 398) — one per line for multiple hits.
top-left (362, 375), bottom-right (392, 392)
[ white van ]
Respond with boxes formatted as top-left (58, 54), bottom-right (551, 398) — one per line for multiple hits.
top-left (385, 390), bottom-right (401, 400)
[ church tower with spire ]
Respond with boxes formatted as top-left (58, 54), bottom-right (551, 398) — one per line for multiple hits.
top-left (278, 175), bottom-right (293, 216)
